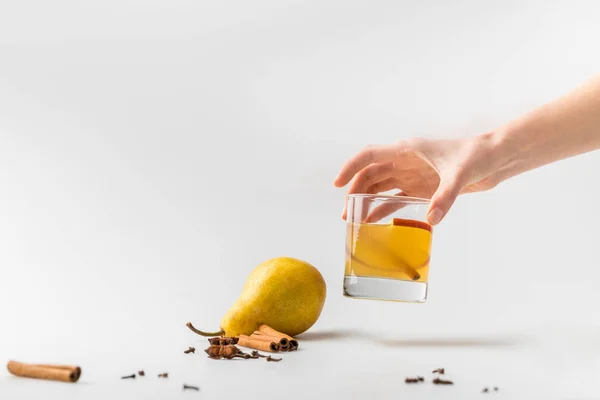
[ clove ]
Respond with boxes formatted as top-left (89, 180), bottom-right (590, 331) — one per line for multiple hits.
top-left (251, 350), bottom-right (268, 358)
top-left (121, 374), bottom-right (136, 379)
top-left (204, 344), bottom-right (240, 360)
top-left (158, 373), bottom-right (169, 378)
top-left (494, 387), bottom-right (498, 392)
top-left (207, 336), bottom-right (238, 346)
top-left (418, 376), bottom-right (424, 382)
top-left (183, 384), bottom-right (200, 391)
top-left (433, 377), bottom-right (453, 385)
top-left (240, 351), bottom-right (259, 359)
top-left (184, 346), bottom-right (196, 354)
top-left (482, 387), bottom-right (489, 393)
top-left (265, 355), bottom-right (282, 362)
top-left (432, 368), bottom-right (445, 374)
top-left (405, 377), bottom-right (420, 384)
top-left (137, 370), bottom-right (145, 376)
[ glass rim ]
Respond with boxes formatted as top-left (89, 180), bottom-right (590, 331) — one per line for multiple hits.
top-left (347, 193), bottom-right (430, 204)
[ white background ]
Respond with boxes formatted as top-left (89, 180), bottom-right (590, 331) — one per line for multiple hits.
top-left (1, 1), bottom-right (600, 399)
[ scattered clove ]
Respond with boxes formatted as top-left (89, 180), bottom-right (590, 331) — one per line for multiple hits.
top-left (405, 377), bottom-right (420, 384)
top-left (183, 384), bottom-right (200, 391)
top-left (207, 337), bottom-right (238, 346)
top-left (184, 346), bottom-right (196, 354)
top-left (432, 368), bottom-right (445, 374)
top-left (494, 387), bottom-right (499, 392)
top-left (251, 350), bottom-right (268, 358)
top-left (265, 355), bottom-right (282, 362)
top-left (204, 344), bottom-right (240, 360)
top-left (158, 373), bottom-right (169, 378)
top-left (433, 377), bottom-right (453, 385)
top-left (418, 376), bottom-right (424, 382)
top-left (482, 387), bottom-right (489, 393)
top-left (121, 374), bottom-right (136, 379)
top-left (241, 351), bottom-right (259, 359)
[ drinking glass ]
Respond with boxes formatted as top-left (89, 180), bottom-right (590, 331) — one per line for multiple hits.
top-left (343, 194), bottom-right (433, 302)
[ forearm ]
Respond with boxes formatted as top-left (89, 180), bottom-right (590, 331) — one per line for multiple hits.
top-left (488, 73), bottom-right (600, 185)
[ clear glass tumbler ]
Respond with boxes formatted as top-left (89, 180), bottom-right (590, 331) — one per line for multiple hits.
top-left (343, 194), bottom-right (433, 302)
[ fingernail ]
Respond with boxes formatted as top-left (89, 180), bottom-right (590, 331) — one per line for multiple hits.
top-left (428, 208), bottom-right (443, 225)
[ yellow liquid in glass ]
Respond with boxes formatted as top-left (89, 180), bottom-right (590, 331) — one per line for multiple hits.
top-left (345, 219), bottom-right (432, 282)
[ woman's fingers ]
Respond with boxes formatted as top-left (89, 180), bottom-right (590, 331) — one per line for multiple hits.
top-left (347, 163), bottom-right (396, 193)
top-left (334, 144), bottom-right (403, 188)
top-left (366, 177), bottom-right (401, 195)
top-left (364, 191), bottom-right (409, 223)
top-left (427, 173), bottom-right (466, 225)
top-left (341, 163), bottom-right (396, 220)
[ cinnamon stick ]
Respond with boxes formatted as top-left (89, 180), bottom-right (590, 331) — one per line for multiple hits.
top-left (257, 325), bottom-right (293, 340)
top-left (280, 343), bottom-right (290, 351)
top-left (257, 325), bottom-right (299, 349)
top-left (288, 341), bottom-right (298, 351)
top-left (7, 361), bottom-right (81, 383)
top-left (253, 333), bottom-right (296, 350)
top-left (250, 333), bottom-right (289, 347)
top-left (238, 334), bottom-right (280, 352)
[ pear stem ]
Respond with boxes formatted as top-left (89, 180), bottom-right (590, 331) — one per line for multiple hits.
top-left (186, 322), bottom-right (225, 337)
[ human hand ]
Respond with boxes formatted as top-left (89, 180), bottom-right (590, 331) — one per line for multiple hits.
top-left (334, 134), bottom-right (502, 225)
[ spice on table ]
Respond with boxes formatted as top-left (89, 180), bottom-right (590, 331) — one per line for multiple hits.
top-left (158, 372), bottom-right (169, 378)
top-left (239, 351), bottom-right (259, 359)
top-left (137, 370), bottom-right (145, 376)
top-left (482, 387), bottom-right (489, 393)
top-left (205, 344), bottom-right (240, 359)
top-left (418, 376), bottom-right (424, 382)
top-left (207, 337), bottom-right (239, 346)
top-left (183, 384), bottom-right (200, 391)
top-left (432, 368), bottom-right (445, 374)
top-left (405, 377), bottom-right (420, 384)
top-left (257, 324), bottom-right (299, 349)
top-left (121, 374), bottom-right (136, 379)
top-left (494, 387), bottom-right (499, 391)
top-left (238, 334), bottom-right (280, 353)
top-left (265, 355), bottom-right (282, 362)
top-left (432, 377), bottom-right (453, 385)
top-left (251, 350), bottom-right (268, 358)
top-left (249, 333), bottom-right (290, 351)
top-left (7, 360), bottom-right (82, 383)
top-left (184, 346), bottom-right (196, 354)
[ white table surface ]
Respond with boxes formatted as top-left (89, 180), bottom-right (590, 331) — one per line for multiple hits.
top-left (2, 316), bottom-right (600, 399)
top-left (2, 1), bottom-right (600, 399)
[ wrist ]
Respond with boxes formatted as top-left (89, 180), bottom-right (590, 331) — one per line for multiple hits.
top-left (475, 127), bottom-right (523, 188)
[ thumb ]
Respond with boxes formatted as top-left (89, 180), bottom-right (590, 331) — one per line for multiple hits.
top-left (427, 178), bottom-right (463, 226)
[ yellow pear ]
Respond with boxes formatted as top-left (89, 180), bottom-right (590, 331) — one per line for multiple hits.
top-left (187, 257), bottom-right (326, 337)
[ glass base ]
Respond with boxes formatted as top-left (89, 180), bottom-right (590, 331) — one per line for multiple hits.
top-left (343, 275), bottom-right (428, 303)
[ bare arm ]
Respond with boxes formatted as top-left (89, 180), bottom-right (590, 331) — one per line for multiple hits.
top-left (334, 73), bottom-right (600, 225)
top-left (488, 74), bottom-right (600, 186)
